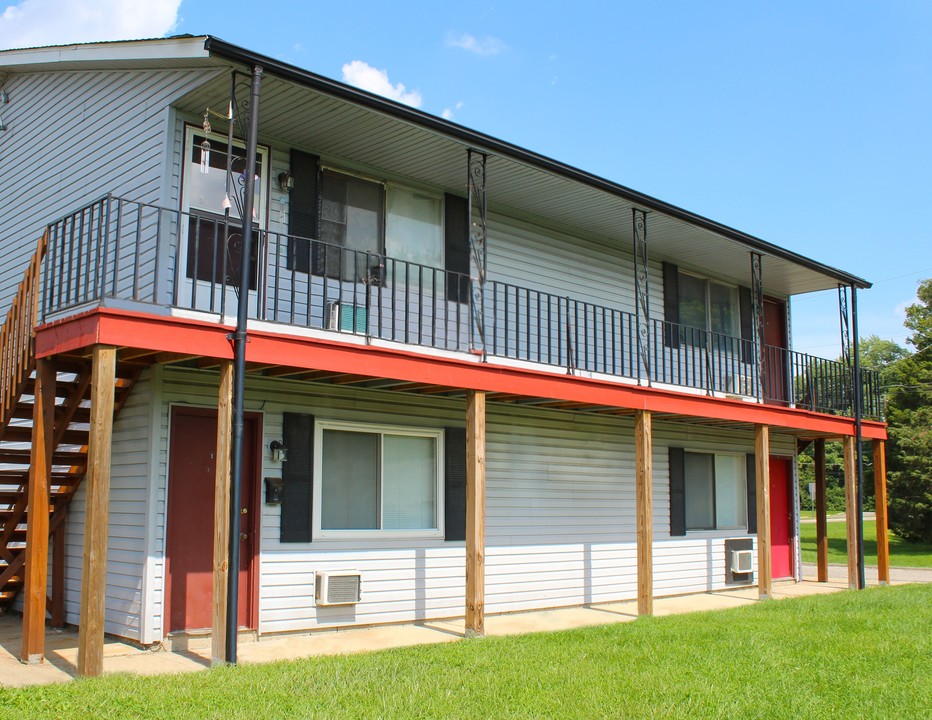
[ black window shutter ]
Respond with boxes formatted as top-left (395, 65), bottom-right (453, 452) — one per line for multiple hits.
top-left (739, 286), bottom-right (754, 364)
top-left (662, 262), bottom-right (680, 348)
top-left (280, 412), bottom-right (314, 542)
top-left (668, 446), bottom-right (686, 536)
top-left (746, 453), bottom-right (758, 534)
top-left (444, 194), bottom-right (470, 303)
top-left (287, 149), bottom-right (321, 273)
top-left (444, 427), bottom-right (467, 541)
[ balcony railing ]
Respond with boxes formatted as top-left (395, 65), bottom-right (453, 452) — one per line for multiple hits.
top-left (41, 196), bottom-right (883, 420)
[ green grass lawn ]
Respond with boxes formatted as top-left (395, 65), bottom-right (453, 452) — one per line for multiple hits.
top-left (800, 519), bottom-right (932, 568)
top-left (1, 585), bottom-right (930, 719)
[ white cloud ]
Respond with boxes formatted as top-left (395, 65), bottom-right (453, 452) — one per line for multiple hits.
top-left (0, 0), bottom-right (181, 50)
top-left (445, 32), bottom-right (505, 56)
top-left (341, 60), bottom-right (422, 108)
top-left (441, 100), bottom-right (464, 121)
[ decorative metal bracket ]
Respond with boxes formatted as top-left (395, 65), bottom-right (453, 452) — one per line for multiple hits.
top-left (632, 209), bottom-right (650, 384)
top-left (750, 252), bottom-right (764, 401)
top-left (838, 284), bottom-right (851, 369)
top-left (467, 149), bottom-right (488, 355)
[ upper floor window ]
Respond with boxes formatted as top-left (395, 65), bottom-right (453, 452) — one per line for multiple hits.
top-left (315, 169), bottom-right (443, 283)
top-left (678, 271), bottom-right (740, 345)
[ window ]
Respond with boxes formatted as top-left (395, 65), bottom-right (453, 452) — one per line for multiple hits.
top-left (182, 126), bottom-right (268, 288)
top-left (386, 186), bottom-right (443, 288)
top-left (313, 421), bottom-right (443, 537)
top-left (310, 170), bottom-right (444, 284)
top-left (678, 272), bottom-right (740, 345)
top-left (684, 451), bottom-right (748, 530)
top-left (320, 170), bottom-right (384, 281)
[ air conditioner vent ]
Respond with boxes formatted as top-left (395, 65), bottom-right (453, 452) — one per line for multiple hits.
top-left (316, 570), bottom-right (362, 606)
top-left (731, 549), bottom-right (753, 574)
top-left (325, 302), bottom-right (367, 333)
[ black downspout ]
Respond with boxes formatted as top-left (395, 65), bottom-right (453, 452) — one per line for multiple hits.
top-left (851, 285), bottom-right (865, 589)
top-left (226, 64), bottom-right (263, 664)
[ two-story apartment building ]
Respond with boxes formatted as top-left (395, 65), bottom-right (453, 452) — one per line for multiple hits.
top-left (0, 36), bottom-right (888, 674)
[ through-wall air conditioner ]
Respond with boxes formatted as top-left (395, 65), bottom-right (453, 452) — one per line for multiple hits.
top-left (731, 549), bottom-right (754, 574)
top-left (325, 301), bottom-right (367, 333)
top-left (726, 374), bottom-right (755, 397)
top-left (316, 570), bottom-right (362, 606)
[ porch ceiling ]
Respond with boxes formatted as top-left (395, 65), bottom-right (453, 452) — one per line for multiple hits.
top-left (173, 43), bottom-right (869, 298)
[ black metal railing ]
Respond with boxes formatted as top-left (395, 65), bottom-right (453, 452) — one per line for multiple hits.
top-left (40, 195), bottom-right (883, 419)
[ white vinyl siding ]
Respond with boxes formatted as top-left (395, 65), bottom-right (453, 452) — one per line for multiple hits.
top-left (142, 367), bottom-right (795, 640)
top-left (58, 371), bottom-right (156, 641)
top-left (0, 67), bottom-right (221, 317)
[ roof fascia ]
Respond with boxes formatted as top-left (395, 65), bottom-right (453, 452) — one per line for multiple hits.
top-left (0, 36), bottom-right (211, 69)
top-left (201, 36), bottom-right (870, 290)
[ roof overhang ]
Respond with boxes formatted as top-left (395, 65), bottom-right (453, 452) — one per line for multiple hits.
top-left (200, 37), bottom-right (870, 296)
top-left (1, 35), bottom-right (871, 295)
top-left (0, 35), bottom-right (214, 73)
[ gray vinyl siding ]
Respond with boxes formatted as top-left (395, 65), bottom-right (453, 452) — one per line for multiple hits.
top-left (145, 367), bottom-right (792, 640)
top-left (0, 67), bottom-right (219, 316)
top-left (59, 371), bottom-right (156, 641)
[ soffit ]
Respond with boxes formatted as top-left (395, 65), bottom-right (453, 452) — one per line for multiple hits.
top-left (174, 71), bottom-right (856, 296)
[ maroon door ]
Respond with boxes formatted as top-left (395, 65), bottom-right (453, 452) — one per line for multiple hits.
top-left (763, 298), bottom-right (788, 404)
top-left (769, 457), bottom-right (793, 579)
top-left (165, 407), bottom-right (260, 632)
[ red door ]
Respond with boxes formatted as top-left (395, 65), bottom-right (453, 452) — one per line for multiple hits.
top-left (165, 407), bottom-right (260, 632)
top-left (769, 457), bottom-right (793, 579)
top-left (763, 298), bottom-right (788, 404)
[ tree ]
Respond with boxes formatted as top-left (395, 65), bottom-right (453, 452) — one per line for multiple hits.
top-left (885, 279), bottom-right (932, 543)
top-left (796, 335), bottom-right (908, 514)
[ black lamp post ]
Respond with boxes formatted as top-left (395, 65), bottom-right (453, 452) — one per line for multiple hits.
top-left (226, 63), bottom-right (263, 664)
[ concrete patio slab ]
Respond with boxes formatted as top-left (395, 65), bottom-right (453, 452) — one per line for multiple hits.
top-left (0, 575), bottom-right (915, 689)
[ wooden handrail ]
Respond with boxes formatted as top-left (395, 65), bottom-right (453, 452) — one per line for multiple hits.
top-left (0, 232), bottom-right (47, 434)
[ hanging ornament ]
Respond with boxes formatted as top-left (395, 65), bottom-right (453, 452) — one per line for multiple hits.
top-left (200, 139), bottom-right (211, 174)
top-left (200, 110), bottom-right (212, 174)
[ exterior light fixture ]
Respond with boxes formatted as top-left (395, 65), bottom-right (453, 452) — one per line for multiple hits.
top-left (277, 171), bottom-right (294, 192)
top-left (269, 440), bottom-right (287, 463)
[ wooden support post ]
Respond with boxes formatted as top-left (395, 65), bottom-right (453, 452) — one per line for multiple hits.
top-left (755, 425), bottom-right (771, 600)
top-left (77, 346), bottom-right (116, 678)
top-left (465, 390), bottom-right (486, 637)
top-left (51, 513), bottom-right (66, 628)
top-left (814, 439), bottom-right (829, 583)
top-left (873, 440), bottom-right (890, 585)
top-left (635, 410), bottom-right (653, 616)
top-left (843, 435), bottom-right (858, 589)
top-left (21, 358), bottom-right (56, 663)
top-left (212, 361), bottom-right (233, 665)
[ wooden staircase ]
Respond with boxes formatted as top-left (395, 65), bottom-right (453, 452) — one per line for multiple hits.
top-left (0, 235), bottom-right (140, 613)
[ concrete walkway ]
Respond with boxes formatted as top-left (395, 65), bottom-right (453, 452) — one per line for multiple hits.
top-left (801, 562), bottom-right (932, 585)
top-left (0, 576), bottom-right (919, 688)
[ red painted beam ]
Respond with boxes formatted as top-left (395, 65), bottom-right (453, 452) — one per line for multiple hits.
top-left (35, 308), bottom-right (888, 440)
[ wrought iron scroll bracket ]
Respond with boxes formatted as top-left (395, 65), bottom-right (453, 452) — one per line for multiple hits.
top-left (467, 149), bottom-right (488, 356)
top-left (838, 284), bottom-right (851, 369)
top-left (750, 252), bottom-right (764, 402)
top-left (632, 209), bottom-right (650, 384)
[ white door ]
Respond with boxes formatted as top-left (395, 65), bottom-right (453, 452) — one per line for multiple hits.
top-left (178, 125), bottom-right (269, 319)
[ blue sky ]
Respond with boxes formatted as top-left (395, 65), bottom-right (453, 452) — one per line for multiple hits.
top-left (2, 1), bottom-right (929, 359)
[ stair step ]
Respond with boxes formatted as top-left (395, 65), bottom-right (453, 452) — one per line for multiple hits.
top-left (1, 426), bottom-right (89, 445)
top-left (0, 449), bottom-right (87, 465)
top-left (10, 405), bottom-right (91, 423)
